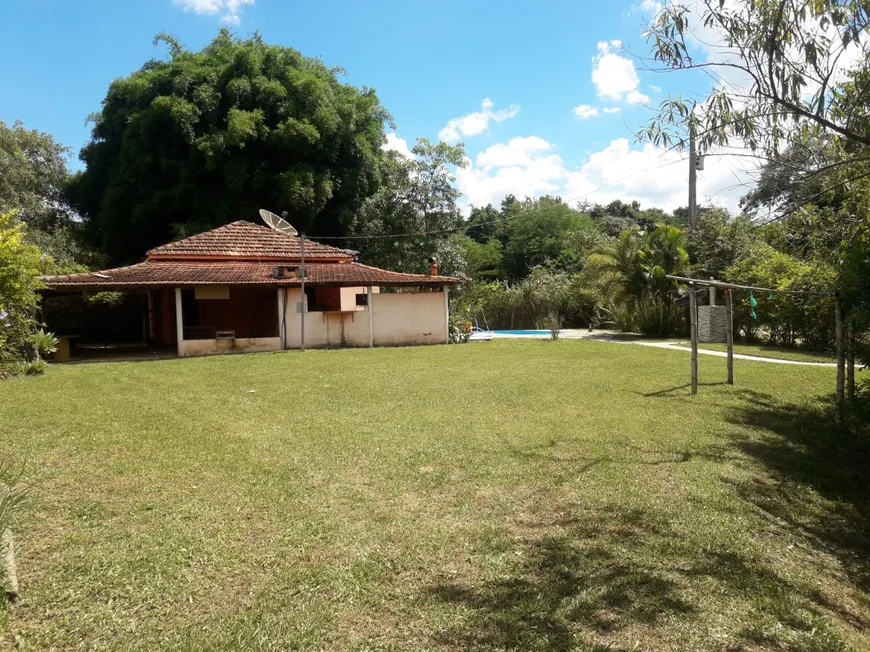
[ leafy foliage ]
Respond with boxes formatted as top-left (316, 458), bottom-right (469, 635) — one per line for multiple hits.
top-left (642, 0), bottom-right (870, 158)
top-left (724, 243), bottom-right (837, 348)
top-left (455, 266), bottom-right (597, 331)
top-left (587, 225), bottom-right (690, 337)
top-left (0, 121), bottom-right (90, 273)
top-left (33, 329), bottom-right (58, 359)
top-left (350, 139), bottom-right (466, 275)
top-left (496, 196), bottom-right (596, 280)
top-left (69, 30), bottom-right (392, 264)
top-left (0, 211), bottom-right (44, 372)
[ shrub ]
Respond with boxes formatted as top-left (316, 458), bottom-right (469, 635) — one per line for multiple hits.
top-left (542, 312), bottom-right (563, 340)
top-left (595, 302), bottom-right (636, 332)
top-left (448, 315), bottom-right (473, 344)
top-left (454, 266), bottom-right (595, 331)
top-left (0, 459), bottom-right (28, 601)
top-left (0, 211), bottom-right (45, 374)
top-left (34, 329), bottom-right (58, 359)
top-left (724, 244), bottom-right (836, 349)
top-left (586, 226), bottom-right (689, 337)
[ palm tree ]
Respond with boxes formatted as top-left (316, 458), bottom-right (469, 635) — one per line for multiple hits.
top-left (589, 225), bottom-right (689, 336)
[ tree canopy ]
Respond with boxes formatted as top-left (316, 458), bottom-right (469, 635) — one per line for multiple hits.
top-left (69, 30), bottom-right (392, 264)
top-left (643, 0), bottom-right (870, 158)
top-left (349, 138), bottom-right (466, 275)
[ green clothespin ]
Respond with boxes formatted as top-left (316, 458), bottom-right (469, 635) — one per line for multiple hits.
top-left (749, 291), bottom-right (757, 319)
top-left (768, 292), bottom-right (776, 301)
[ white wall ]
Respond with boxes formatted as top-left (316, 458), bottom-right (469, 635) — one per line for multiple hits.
top-left (281, 287), bottom-right (447, 348)
top-left (371, 291), bottom-right (447, 346)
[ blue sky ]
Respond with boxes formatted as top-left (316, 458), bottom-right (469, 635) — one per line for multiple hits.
top-left (0, 0), bottom-right (755, 213)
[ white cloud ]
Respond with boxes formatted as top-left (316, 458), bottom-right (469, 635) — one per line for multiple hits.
top-left (591, 41), bottom-right (641, 101)
top-left (572, 104), bottom-right (600, 119)
top-left (603, 107), bottom-right (622, 114)
top-left (476, 137), bottom-right (553, 169)
top-left (634, 0), bottom-right (662, 15)
top-left (438, 98), bottom-right (521, 143)
top-left (562, 138), bottom-right (758, 213)
top-left (456, 135), bottom-right (760, 215)
top-left (173, 0), bottom-right (253, 24)
top-left (626, 89), bottom-right (651, 105)
top-left (383, 132), bottom-right (413, 159)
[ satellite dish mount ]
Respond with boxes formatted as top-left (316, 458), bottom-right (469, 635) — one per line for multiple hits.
top-left (259, 209), bottom-right (306, 352)
top-left (259, 208), bottom-right (298, 236)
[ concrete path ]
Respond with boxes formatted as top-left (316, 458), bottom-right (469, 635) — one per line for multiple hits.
top-left (484, 329), bottom-right (837, 368)
top-left (629, 340), bottom-right (837, 367)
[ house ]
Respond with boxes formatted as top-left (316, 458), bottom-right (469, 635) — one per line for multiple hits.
top-left (39, 221), bottom-right (460, 358)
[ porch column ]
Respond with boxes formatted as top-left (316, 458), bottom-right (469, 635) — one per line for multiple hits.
top-left (367, 286), bottom-right (374, 348)
top-left (277, 288), bottom-right (285, 349)
top-left (443, 286), bottom-right (449, 343)
top-left (174, 288), bottom-right (184, 346)
top-left (147, 290), bottom-right (155, 341)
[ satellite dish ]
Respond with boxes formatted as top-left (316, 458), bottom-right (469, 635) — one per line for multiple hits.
top-left (259, 209), bottom-right (298, 236)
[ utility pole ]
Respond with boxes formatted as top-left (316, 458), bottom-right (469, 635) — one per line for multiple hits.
top-left (688, 117), bottom-right (698, 233)
top-left (300, 233), bottom-right (306, 351)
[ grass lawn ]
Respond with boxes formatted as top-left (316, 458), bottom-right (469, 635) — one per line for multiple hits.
top-left (1, 340), bottom-right (868, 651)
top-left (671, 340), bottom-right (838, 364)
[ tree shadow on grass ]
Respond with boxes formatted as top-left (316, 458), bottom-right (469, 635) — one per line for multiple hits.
top-left (426, 508), bottom-right (693, 651)
top-left (425, 501), bottom-right (863, 651)
top-left (724, 394), bottom-right (870, 597)
top-left (423, 392), bottom-right (870, 650)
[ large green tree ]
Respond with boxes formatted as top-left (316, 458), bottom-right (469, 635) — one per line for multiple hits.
top-left (587, 225), bottom-right (690, 337)
top-left (0, 120), bottom-right (88, 271)
top-left (496, 196), bottom-right (596, 280)
top-left (69, 31), bottom-right (392, 264)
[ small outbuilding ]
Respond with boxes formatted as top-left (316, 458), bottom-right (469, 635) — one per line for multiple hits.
top-left (40, 221), bottom-right (459, 359)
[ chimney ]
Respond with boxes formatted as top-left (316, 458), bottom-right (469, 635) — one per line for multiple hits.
top-left (429, 256), bottom-right (438, 276)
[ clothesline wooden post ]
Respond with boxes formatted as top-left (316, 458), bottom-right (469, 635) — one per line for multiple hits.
top-left (689, 281), bottom-right (698, 395)
top-left (725, 288), bottom-right (734, 385)
top-left (835, 297), bottom-right (845, 427)
top-left (665, 275), bottom-right (837, 401)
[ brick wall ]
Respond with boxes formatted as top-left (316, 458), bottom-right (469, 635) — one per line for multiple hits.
top-left (698, 306), bottom-right (728, 343)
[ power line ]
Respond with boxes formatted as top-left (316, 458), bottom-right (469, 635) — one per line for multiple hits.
top-left (315, 155), bottom-right (688, 241)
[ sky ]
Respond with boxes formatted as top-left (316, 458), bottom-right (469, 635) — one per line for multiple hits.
top-left (0, 0), bottom-right (760, 215)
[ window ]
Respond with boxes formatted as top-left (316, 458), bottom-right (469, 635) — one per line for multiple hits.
top-left (355, 293), bottom-right (368, 307)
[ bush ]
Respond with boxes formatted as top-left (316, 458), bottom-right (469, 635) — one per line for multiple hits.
top-left (724, 244), bottom-right (836, 349)
top-left (0, 211), bottom-right (45, 373)
top-left (448, 315), bottom-right (473, 344)
top-left (595, 302), bottom-right (636, 332)
top-left (34, 329), bottom-right (58, 358)
top-left (584, 226), bottom-right (689, 338)
top-left (542, 312), bottom-right (563, 340)
top-left (0, 459), bottom-right (28, 601)
top-left (454, 266), bottom-right (596, 331)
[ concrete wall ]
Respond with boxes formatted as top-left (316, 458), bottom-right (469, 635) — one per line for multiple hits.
top-left (178, 337), bottom-right (281, 357)
top-left (370, 291), bottom-right (447, 346)
top-left (281, 287), bottom-right (447, 348)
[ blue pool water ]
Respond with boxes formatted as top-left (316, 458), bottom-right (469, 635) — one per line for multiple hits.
top-left (493, 329), bottom-right (550, 335)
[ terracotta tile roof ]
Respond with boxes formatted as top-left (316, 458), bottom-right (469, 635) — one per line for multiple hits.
top-left (40, 261), bottom-right (460, 290)
top-left (147, 220), bottom-right (354, 260)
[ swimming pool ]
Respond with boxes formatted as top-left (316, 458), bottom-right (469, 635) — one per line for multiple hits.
top-left (492, 329), bottom-right (550, 335)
